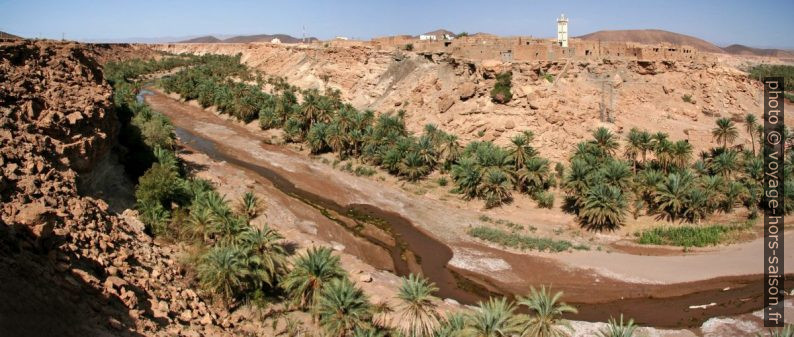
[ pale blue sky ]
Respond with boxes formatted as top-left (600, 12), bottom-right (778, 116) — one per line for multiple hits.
top-left (1, 0), bottom-right (792, 48)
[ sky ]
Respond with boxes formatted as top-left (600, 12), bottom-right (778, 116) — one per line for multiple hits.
top-left (1, 0), bottom-right (793, 48)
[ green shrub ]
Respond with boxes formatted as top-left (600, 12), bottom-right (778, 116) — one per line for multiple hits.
top-left (490, 72), bottom-right (513, 104)
top-left (467, 226), bottom-right (586, 252)
top-left (135, 163), bottom-right (185, 208)
top-left (404, 43), bottom-right (414, 51)
top-left (437, 177), bottom-right (448, 186)
top-left (747, 64), bottom-right (794, 87)
top-left (636, 223), bottom-right (750, 247)
top-left (532, 191), bottom-right (555, 209)
top-left (354, 165), bottom-right (376, 176)
top-left (682, 94), bottom-right (693, 103)
top-left (541, 71), bottom-right (554, 83)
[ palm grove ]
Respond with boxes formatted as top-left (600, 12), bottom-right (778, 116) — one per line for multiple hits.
top-left (157, 54), bottom-right (794, 231)
top-left (105, 54), bottom-right (793, 336)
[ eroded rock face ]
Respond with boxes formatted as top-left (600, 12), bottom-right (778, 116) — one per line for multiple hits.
top-left (0, 40), bottom-right (241, 337)
top-left (157, 43), bottom-right (763, 162)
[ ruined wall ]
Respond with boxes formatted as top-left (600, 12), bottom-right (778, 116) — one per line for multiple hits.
top-left (373, 34), bottom-right (710, 63)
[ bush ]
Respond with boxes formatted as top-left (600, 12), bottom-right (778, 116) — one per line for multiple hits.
top-left (467, 226), bottom-right (586, 252)
top-left (354, 166), bottom-right (376, 176)
top-left (532, 191), bottom-right (555, 209)
top-left (135, 163), bottom-right (185, 208)
top-left (437, 177), bottom-right (448, 186)
top-left (682, 94), bottom-right (694, 103)
top-left (636, 223), bottom-right (749, 247)
top-left (404, 43), bottom-right (414, 51)
top-left (747, 64), bottom-right (794, 87)
top-left (490, 72), bottom-right (513, 104)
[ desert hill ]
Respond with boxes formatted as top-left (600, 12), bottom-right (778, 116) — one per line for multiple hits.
top-left (178, 35), bottom-right (221, 43)
top-left (0, 31), bottom-right (22, 40)
top-left (577, 29), bottom-right (725, 53)
top-left (723, 44), bottom-right (794, 58)
top-left (178, 34), bottom-right (317, 43)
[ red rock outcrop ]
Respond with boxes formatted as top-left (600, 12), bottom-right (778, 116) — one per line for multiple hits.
top-left (0, 40), bottom-right (243, 337)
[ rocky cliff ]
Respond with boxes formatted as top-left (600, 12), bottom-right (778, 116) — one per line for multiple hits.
top-left (0, 40), bottom-right (240, 337)
top-left (157, 43), bottom-right (765, 161)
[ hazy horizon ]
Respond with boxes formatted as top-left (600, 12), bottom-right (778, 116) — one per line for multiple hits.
top-left (1, 0), bottom-right (793, 49)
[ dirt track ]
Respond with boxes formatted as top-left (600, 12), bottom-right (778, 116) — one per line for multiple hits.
top-left (145, 89), bottom-right (792, 329)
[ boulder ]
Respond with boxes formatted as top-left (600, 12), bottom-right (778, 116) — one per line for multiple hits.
top-left (437, 95), bottom-right (455, 113)
top-left (358, 274), bottom-right (373, 283)
top-left (458, 82), bottom-right (476, 100)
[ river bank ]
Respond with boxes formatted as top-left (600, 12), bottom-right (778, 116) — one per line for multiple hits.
top-left (144, 87), bottom-right (792, 332)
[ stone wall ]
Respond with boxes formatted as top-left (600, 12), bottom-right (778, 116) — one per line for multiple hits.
top-left (370, 34), bottom-right (709, 63)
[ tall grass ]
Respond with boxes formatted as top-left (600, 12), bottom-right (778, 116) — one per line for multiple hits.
top-left (467, 226), bottom-right (588, 252)
top-left (636, 222), bottom-right (751, 247)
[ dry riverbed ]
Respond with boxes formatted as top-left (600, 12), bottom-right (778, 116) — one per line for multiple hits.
top-left (145, 89), bottom-right (792, 335)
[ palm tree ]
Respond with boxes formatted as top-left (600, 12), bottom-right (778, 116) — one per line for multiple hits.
top-left (517, 157), bottom-right (550, 193)
top-left (710, 150), bottom-right (740, 178)
top-left (281, 246), bottom-right (346, 312)
top-left (509, 134), bottom-right (535, 171)
top-left (579, 184), bottom-right (627, 230)
top-left (671, 140), bottom-right (693, 168)
top-left (301, 89), bottom-right (323, 127)
top-left (399, 151), bottom-right (431, 181)
top-left (624, 128), bottom-right (643, 172)
top-left (464, 297), bottom-right (524, 337)
top-left (353, 327), bottom-right (387, 337)
top-left (563, 159), bottom-right (592, 196)
top-left (653, 139), bottom-right (674, 171)
top-left (185, 206), bottom-right (213, 242)
top-left (596, 315), bottom-right (636, 337)
top-left (451, 157), bottom-right (482, 200)
top-left (316, 278), bottom-right (372, 337)
top-left (712, 117), bottom-right (739, 149)
top-left (599, 160), bottom-right (632, 190)
top-left (653, 172), bottom-right (693, 222)
top-left (307, 122), bottom-right (330, 154)
top-left (744, 114), bottom-right (758, 155)
top-left (235, 191), bottom-right (265, 220)
top-left (238, 225), bottom-right (289, 289)
top-left (518, 286), bottom-right (577, 337)
top-left (683, 188), bottom-right (710, 224)
top-left (591, 127), bottom-right (619, 157)
top-left (395, 274), bottom-right (441, 337)
top-left (197, 245), bottom-right (250, 305)
top-left (372, 301), bottom-right (394, 329)
top-left (416, 135), bottom-right (439, 168)
top-left (478, 170), bottom-right (514, 208)
top-left (434, 312), bottom-right (467, 337)
top-left (637, 130), bottom-right (654, 165)
top-left (439, 134), bottom-right (462, 169)
top-left (326, 123), bottom-right (350, 157)
top-left (721, 181), bottom-right (748, 213)
top-left (424, 123), bottom-right (442, 145)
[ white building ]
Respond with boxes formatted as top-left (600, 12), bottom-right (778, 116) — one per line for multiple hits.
top-left (270, 38), bottom-right (282, 44)
top-left (334, 36), bottom-right (349, 40)
top-left (419, 33), bottom-right (454, 41)
top-left (557, 13), bottom-right (569, 48)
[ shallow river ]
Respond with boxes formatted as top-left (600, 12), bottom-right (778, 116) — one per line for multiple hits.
top-left (141, 89), bottom-right (787, 329)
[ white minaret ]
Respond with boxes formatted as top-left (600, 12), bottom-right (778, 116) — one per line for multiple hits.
top-left (557, 13), bottom-right (569, 48)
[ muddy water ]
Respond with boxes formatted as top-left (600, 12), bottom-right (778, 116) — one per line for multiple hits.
top-left (146, 90), bottom-right (786, 329)
top-left (172, 126), bottom-right (489, 305)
